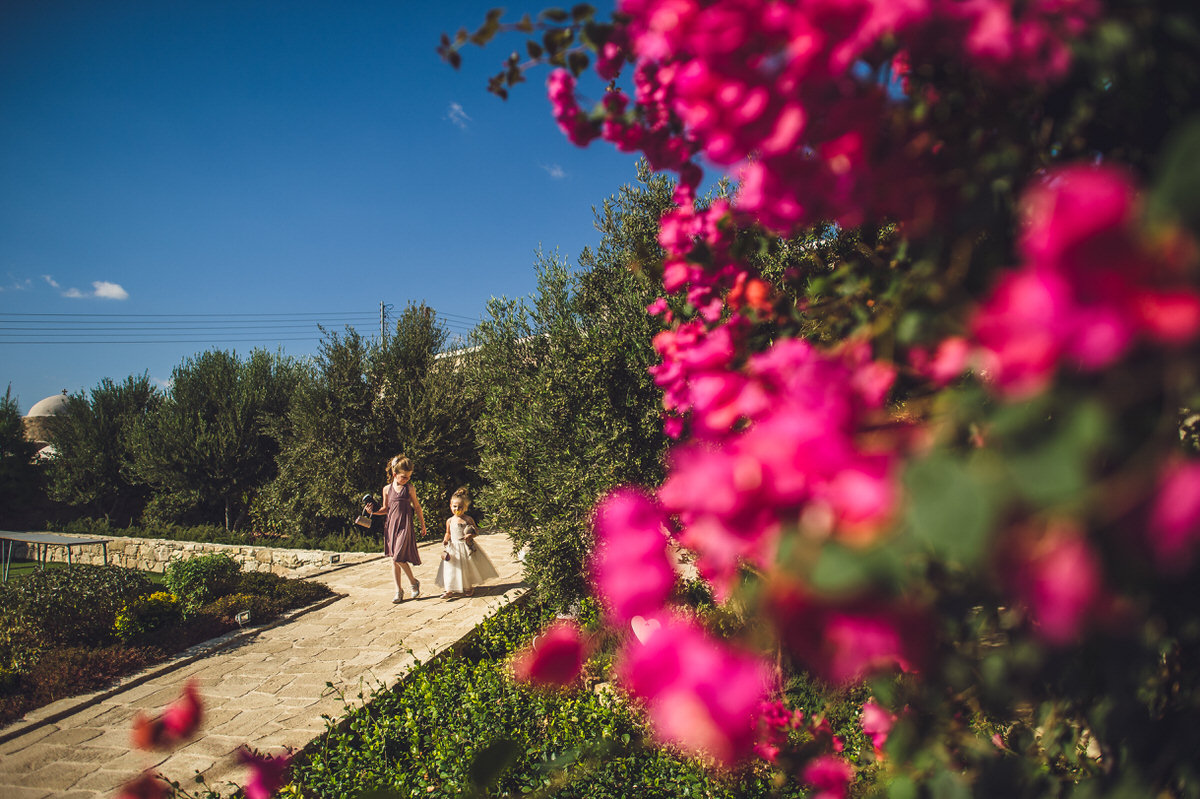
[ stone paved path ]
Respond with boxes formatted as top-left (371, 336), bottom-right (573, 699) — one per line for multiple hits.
top-left (0, 532), bottom-right (527, 798)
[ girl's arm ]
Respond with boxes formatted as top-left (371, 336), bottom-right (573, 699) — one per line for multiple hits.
top-left (464, 516), bottom-right (478, 539)
top-left (443, 518), bottom-right (452, 546)
top-left (409, 485), bottom-right (428, 536)
top-left (373, 485), bottom-right (390, 516)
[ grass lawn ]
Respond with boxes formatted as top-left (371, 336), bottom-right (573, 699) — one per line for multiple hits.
top-left (2, 558), bottom-right (166, 583)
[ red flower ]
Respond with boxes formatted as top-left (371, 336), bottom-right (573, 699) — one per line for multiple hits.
top-left (511, 620), bottom-right (588, 688)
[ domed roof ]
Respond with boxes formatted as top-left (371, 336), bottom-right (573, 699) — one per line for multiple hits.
top-left (26, 391), bottom-right (69, 417)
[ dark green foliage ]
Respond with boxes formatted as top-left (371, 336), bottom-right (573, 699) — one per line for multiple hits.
top-left (236, 569), bottom-right (331, 607)
top-left (164, 554), bottom-right (242, 612)
top-left (253, 303), bottom-right (480, 538)
top-left (464, 166), bottom-right (671, 608)
top-left (128, 349), bottom-right (298, 530)
top-left (43, 374), bottom-right (159, 525)
top-left (197, 592), bottom-right (282, 626)
top-left (291, 599), bottom-right (803, 799)
top-left (0, 564), bottom-right (154, 646)
top-left (0, 609), bottom-right (43, 690)
top-left (0, 385), bottom-right (41, 526)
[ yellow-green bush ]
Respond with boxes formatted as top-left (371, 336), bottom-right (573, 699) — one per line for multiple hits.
top-left (113, 591), bottom-right (182, 642)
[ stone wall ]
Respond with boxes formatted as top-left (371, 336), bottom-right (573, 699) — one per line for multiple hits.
top-left (8, 535), bottom-right (378, 578)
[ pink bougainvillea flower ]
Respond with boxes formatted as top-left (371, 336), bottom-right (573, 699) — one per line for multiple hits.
top-left (769, 586), bottom-right (929, 685)
top-left (802, 754), bottom-right (855, 799)
top-left (754, 699), bottom-right (803, 762)
top-left (511, 619), bottom-right (589, 688)
top-left (237, 748), bottom-right (292, 799)
top-left (590, 487), bottom-right (676, 623)
top-left (861, 701), bottom-right (897, 757)
top-left (616, 614), bottom-right (770, 765)
top-left (1147, 459), bottom-right (1200, 575)
top-left (116, 770), bottom-right (171, 799)
top-left (1007, 523), bottom-right (1104, 645)
top-left (909, 336), bottom-right (969, 387)
top-left (160, 680), bottom-right (203, 740)
top-left (131, 681), bottom-right (204, 750)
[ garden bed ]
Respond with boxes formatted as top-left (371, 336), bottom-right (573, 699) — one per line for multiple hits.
top-left (0, 558), bottom-right (334, 728)
top-left (279, 596), bottom-right (871, 799)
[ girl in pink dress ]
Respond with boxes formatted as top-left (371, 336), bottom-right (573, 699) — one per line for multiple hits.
top-left (368, 454), bottom-right (427, 603)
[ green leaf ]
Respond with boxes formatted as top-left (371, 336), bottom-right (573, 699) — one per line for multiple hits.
top-left (1149, 116), bottom-right (1200, 235)
top-left (567, 51), bottom-right (590, 77)
top-left (469, 738), bottom-right (520, 789)
top-left (904, 452), bottom-right (996, 567)
top-left (888, 776), bottom-right (918, 799)
top-left (541, 7), bottom-right (569, 23)
top-left (811, 542), bottom-right (872, 594)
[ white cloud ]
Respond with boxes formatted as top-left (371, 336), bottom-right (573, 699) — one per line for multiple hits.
top-left (153, 376), bottom-right (173, 391)
top-left (0, 276), bottom-right (32, 292)
top-left (42, 274), bottom-right (60, 289)
top-left (541, 163), bottom-right (567, 179)
top-left (61, 280), bottom-right (130, 300)
top-left (446, 102), bottom-right (472, 129)
top-left (92, 281), bottom-right (129, 300)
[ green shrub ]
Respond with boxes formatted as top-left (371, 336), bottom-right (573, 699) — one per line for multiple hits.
top-left (0, 565), bottom-right (154, 646)
top-left (164, 554), bottom-right (241, 611)
top-left (198, 593), bottom-right (281, 626)
top-left (0, 609), bottom-right (44, 691)
top-left (113, 591), bottom-right (182, 641)
top-left (235, 571), bottom-right (333, 610)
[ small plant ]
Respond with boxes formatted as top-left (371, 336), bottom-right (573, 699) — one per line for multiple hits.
top-left (113, 591), bottom-right (182, 642)
top-left (164, 554), bottom-right (241, 613)
top-left (198, 593), bottom-right (281, 626)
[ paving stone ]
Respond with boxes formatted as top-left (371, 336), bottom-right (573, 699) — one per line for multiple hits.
top-left (16, 763), bottom-right (93, 791)
top-left (39, 727), bottom-right (105, 747)
top-left (0, 784), bottom-right (53, 799)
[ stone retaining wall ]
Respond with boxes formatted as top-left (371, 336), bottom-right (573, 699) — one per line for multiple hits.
top-left (9, 535), bottom-right (379, 578)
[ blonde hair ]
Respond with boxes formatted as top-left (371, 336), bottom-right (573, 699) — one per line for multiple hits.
top-left (387, 454), bottom-right (413, 481)
top-left (451, 486), bottom-right (471, 504)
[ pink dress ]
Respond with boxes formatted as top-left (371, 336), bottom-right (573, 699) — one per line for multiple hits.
top-left (383, 484), bottom-right (421, 565)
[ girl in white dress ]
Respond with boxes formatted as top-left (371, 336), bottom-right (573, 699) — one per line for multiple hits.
top-left (436, 487), bottom-right (499, 597)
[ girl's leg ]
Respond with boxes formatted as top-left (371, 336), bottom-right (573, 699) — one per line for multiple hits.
top-left (398, 561), bottom-right (420, 596)
top-left (390, 561), bottom-right (405, 602)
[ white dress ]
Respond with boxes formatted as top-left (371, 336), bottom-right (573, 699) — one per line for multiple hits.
top-left (435, 516), bottom-right (499, 593)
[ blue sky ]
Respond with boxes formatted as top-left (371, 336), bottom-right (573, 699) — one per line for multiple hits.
top-left (1, 0), bottom-right (640, 414)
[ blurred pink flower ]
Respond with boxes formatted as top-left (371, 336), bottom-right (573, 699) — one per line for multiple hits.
top-left (237, 748), bottom-right (291, 799)
top-left (1147, 459), bottom-right (1200, 575)
top-left (616, 615), bottom-right (770, 765)
top-left (1009, 524), bottom-right (1103, 645)
top-left (161, 680), bottom-right (203, 740)
top-left (130, 681), bottom-right (203, 751)
top-left (770, 587), bottom-right (928, 685)
top-left (802, 754), bottom-right (854, 799)
top-left (591, 487), bottom-right (675, 623)
top-left (511, 619), bottom-right (589, 688)
top-left (861, 701), bottom-right (896, 757)
top-left (115, 771), bottom-right (170, 799)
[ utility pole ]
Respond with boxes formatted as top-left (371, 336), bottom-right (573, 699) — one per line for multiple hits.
top-left (380, 301), bottom-right (386, 341)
